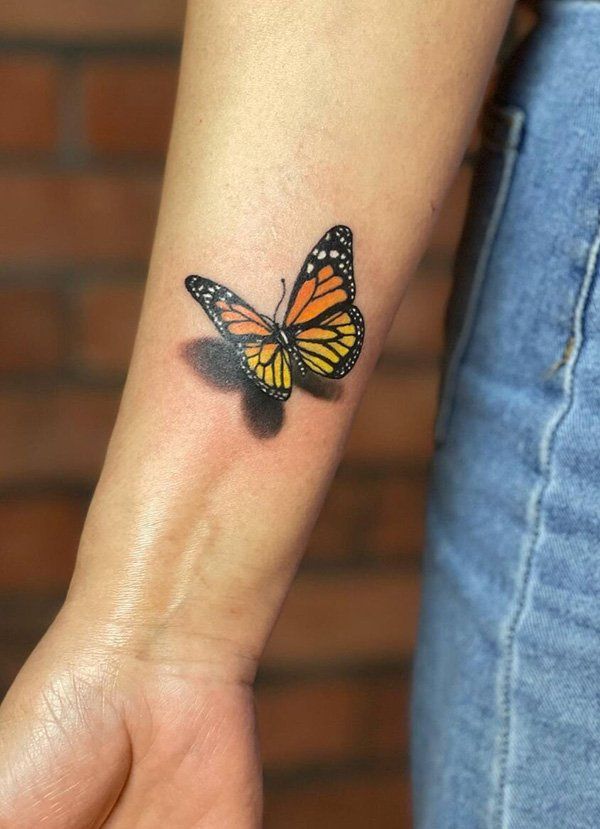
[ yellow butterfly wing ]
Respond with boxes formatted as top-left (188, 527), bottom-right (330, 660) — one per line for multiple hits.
top-left (185, 276), bottom-right (293, 400)
top-left (294, 306), bottom-right (364, 378)
top-left (243, 340), bottom-right (293, 397)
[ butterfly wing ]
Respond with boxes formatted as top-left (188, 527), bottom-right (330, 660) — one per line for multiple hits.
top-left (293, 305), bottom-right (365, 378)
top-left (282, 226), bottom-right (364, 378)
top-left (185, 275), bottom-right (293, 400)
top-left (284, 225), bottom-right (355, 327)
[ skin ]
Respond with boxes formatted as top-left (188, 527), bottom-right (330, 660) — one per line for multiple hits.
top-left (0, 0), bottom-right (515, 826)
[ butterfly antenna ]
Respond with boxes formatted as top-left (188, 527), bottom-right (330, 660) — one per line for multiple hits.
top-left (273, 278), bottom-right (287, 323)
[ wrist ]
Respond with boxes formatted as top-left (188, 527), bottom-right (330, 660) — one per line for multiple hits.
top-left (65, 501), bottom-right (297, 685)
top-left (64, 400), bottom-right (328, 683)
top-left (60, 584), bottom-right (262, 685)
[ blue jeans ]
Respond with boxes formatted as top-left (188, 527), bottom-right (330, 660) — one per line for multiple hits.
top-left (412, 3), bottom-right (600, 827)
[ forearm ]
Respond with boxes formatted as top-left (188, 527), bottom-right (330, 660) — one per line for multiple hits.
top-left (67, 0), bottom-right (513, 678)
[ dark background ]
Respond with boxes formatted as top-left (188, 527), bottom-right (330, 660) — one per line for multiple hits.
top-left (0, 3), bottom-right (533, 825)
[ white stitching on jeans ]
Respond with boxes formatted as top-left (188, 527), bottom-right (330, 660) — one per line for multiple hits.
top-left (491, 212), bottom-right (600, 829)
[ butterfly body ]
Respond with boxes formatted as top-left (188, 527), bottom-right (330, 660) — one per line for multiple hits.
top-left (185, 226), bottom-right (364, 400)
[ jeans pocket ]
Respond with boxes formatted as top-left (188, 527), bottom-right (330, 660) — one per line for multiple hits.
top-left (434, 103), bottom-right (526, 445)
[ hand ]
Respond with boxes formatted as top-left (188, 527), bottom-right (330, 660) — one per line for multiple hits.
top-left (0, 603), bottom-right (262, 828)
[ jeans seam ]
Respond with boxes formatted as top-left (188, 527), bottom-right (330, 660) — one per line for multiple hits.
top-left (435, 107), bottom-right (525, 444)
top-left (491, 213), bottom-right (600, 829)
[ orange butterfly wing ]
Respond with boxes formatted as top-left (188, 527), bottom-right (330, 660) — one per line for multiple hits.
top-left (283, 226), bottom-right (364, 378)
top-left (185, 276), bottom-right (292, 400)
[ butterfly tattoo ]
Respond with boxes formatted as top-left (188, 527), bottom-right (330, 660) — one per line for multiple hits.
top-left (184, 226), bottom-right (365, 401)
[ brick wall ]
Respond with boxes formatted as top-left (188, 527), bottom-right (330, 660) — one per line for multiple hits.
top-left (0, 4), bottom-right (533, 826)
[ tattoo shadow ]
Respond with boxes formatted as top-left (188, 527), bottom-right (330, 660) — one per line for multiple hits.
top-left (182, 338), bottom-right (342, 439)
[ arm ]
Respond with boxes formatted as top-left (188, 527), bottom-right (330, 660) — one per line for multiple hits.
top-left (0, 1), bottom-right (513, 825)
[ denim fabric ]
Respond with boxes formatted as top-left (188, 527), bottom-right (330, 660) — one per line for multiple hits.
top-left (411, 3), bottom-right (600, 828)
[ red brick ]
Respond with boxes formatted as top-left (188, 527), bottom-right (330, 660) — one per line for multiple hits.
top-left (258, 679), bottom-right (365, 769)
top-left (345, 368), bottom-right (438, 464)
top-left (385, 270), bottom-right (451, 359)
top-left (428, 164), bottom-right (472, 256)
top-left (307, 474), bottom-right (427, 561)
top-left (0, 388), bottom-right (119, 485)
top-left (366, 677), bottom-right (411, 759)
top-left (306, 476), bottom-right (378, 561)
top-left (264, 570), bottom-right (420, 669)
top-left (0, 285), bottom-right (63, 372)
top-left (0, 173), bottom-right (160, 265)
top-left (77, 282), bottom-right (142, 374)
top-left (83, 58), bottom-right (177, 157)
top-left (368, 476), bottom-right (428, 560)
top-left (257, 674), bottom-right (410, 771)
top-left (0, 494), bottom-right (86, 590)
top-left (264, 771), bottom-right (411, 829)
top-left (0, 55), bottom-right (60, 153)
top-left (0, 1), bottom-right (186, 39)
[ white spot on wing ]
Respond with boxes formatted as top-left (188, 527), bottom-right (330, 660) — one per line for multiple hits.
top-left (317, 250), bottom-right (326, 260)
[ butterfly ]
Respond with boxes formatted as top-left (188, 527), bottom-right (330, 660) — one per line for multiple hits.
top-left (184, 225), bottom-right (365, 401)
